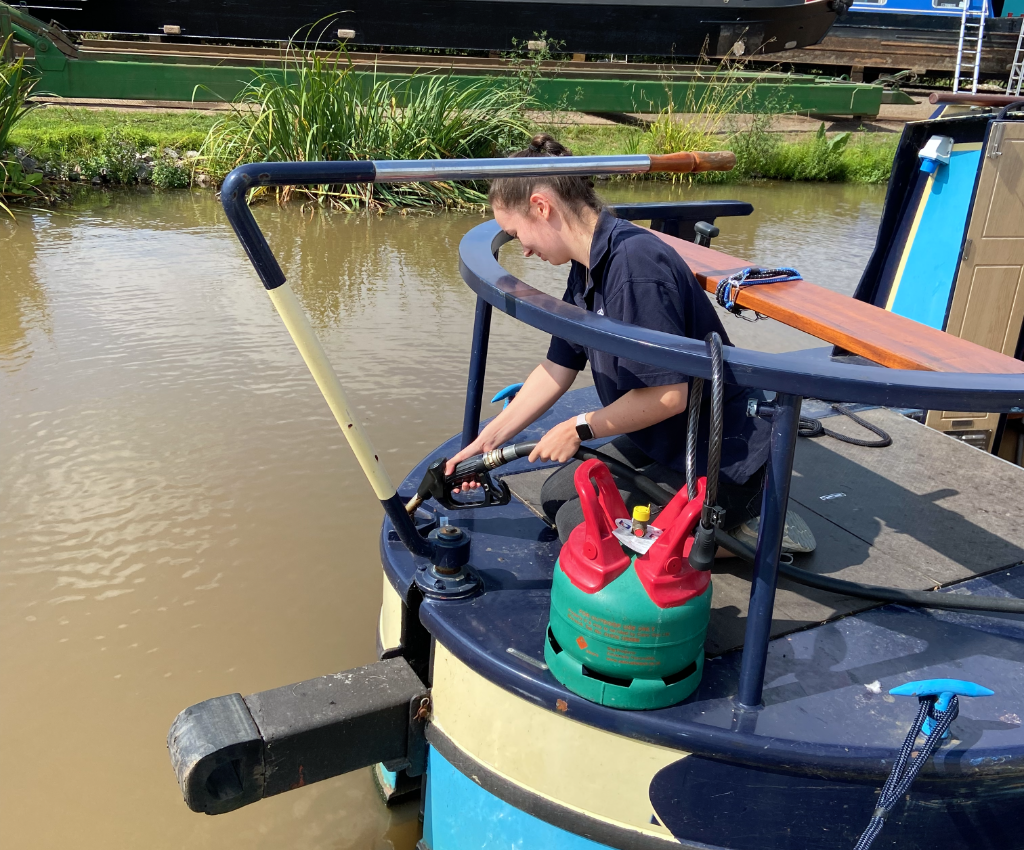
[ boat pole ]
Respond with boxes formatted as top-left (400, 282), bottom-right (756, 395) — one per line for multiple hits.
top-left (217, 152), bottom-right (736, 559)
top-left (736, 393), bottom-right (802, 708)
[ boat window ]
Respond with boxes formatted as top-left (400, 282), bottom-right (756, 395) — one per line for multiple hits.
top-left (855, 0), bottom-right (887, 5)
top-left (932, 0), bottom-right (965, 7)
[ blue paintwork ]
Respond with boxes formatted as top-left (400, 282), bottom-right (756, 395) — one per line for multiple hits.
top-left (889, 148), bottom-right (981, 330)
top-left (422, 748), bottom-right (610, 850)
top-left (855, 114), bottom-right (994, 314)
top-left (848, 0), bottom-right (989, 18)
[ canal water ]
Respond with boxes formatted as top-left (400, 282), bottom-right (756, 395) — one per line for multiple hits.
top-left (0, 181), bottom-right (884, 849)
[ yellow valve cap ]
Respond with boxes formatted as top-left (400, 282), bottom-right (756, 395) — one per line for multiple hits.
top-left (632, 504), bottom-right (651, 523)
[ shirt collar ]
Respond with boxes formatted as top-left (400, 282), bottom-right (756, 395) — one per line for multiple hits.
top-left (582, 208), bottom-right (619, 296)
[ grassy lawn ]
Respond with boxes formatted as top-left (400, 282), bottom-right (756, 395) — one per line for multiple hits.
top-left (10, 107), bottom-right (218, 163)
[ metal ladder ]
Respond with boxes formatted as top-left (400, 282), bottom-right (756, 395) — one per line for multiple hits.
top-left (953, 0), bottom-right (988, 94)
top-left (1008, 15), bottom-right (1024, 96)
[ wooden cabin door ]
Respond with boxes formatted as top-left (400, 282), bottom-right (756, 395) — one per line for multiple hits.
top-left (927, 120), bottom-right (1024, 451)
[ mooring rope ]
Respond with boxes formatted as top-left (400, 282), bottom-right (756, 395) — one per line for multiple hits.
top-left (853, 696), bottom-right (960, 850)
top-left (715, 266), bottom-right (802, 319)
top-left (799, 403), bottom-right (893, 448)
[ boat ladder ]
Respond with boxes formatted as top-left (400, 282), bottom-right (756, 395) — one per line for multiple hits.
top-left (1008, 15), bottom-right (1024, 96)
top-left (954, 0), bottom-right (988, 94)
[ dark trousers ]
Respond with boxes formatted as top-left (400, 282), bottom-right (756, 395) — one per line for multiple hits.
top-left (540, 436), bottom-right (765, 544)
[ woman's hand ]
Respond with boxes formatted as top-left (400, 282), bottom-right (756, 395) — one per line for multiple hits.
top-left (528, 418), bottom-right (581, 464)
top-left (444, 436), bottom-right (495, 493)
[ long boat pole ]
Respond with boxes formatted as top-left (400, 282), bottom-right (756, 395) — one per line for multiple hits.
top-left (219, 152), bottom-right (736, 557)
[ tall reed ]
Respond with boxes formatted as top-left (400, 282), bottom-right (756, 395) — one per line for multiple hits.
top-left (639, 53), bottom-right (791, 183)
top-left (1, 34), bottom-right (44, 215)
top-left (201, 47), bottom-right (533, 210)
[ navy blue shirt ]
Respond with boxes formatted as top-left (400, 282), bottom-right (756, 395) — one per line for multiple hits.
top-left (546, 210), bottom-right (770, 486)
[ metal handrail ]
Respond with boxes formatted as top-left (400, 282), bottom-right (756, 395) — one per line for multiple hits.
top-left (458, 221), bottom-right (1024, 411)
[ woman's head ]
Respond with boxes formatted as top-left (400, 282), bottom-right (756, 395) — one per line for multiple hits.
top-left (489, 134), bottom-right (604, 266)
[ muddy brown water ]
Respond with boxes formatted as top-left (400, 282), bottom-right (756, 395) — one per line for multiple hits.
top-left (0, 181), bottom-right (883, 849)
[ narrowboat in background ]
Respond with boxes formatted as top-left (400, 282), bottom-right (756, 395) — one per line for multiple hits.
top-left (839, 0), bottom-right (1024, 41)
top-left (13, 0), bottom-right (842, 57)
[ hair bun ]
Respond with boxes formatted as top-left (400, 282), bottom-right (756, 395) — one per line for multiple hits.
top-left (529, 133), bottom-right (572, 157)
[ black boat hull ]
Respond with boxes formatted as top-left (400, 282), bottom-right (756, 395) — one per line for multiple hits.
top-left (32, 0), bottom-right (839, 57)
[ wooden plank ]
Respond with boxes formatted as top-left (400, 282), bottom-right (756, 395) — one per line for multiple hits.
top-left (652, 232), bottom-right (1024, 375)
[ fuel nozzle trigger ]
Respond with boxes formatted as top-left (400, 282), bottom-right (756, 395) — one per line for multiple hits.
top-left (414, 456), bottom-right (511, 511)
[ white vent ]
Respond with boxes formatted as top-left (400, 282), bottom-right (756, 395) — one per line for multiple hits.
top-left (162, 24), bottom-right (181, 35)
top-left (338, 29), bottom-right (356, 40)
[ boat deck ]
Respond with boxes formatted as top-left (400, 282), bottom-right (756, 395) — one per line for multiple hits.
top-left (503, 399), bottom-right (1024, 655)
top-left (381, 387), bottom-right (1024, 785)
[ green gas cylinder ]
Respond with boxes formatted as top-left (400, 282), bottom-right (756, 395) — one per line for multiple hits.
top-left (544, 459), bottom-right (712, 710)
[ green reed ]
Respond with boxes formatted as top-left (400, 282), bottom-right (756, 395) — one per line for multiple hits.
top-left (200, 47), bottom-right (533, 210)
top-left (1, 34), bottom-right (45, 215)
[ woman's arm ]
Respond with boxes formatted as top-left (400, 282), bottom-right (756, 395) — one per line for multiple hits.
top-left (528, 381), bottom-right (689, 463)
top-left (445, 359), bottom-right (579, 484)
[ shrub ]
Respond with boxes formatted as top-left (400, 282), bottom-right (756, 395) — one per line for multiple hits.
top-left (152, 159), bottom-right (190, 189)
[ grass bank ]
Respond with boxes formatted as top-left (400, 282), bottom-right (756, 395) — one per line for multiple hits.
top-left (8, 107), bottom-right (216, 188)
top-left (551, 121), bottom-right (898, 184)
top-left (9, 108), bottom-right (900, 192)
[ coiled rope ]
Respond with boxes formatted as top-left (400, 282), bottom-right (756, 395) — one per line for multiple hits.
top-left (799, 403), bottom-right (893, 448)
top-left (715, 266), bottom-right (802, 318)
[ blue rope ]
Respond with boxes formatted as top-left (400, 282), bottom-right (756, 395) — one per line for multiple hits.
top-left (715, 266), bottom-right (802, 316)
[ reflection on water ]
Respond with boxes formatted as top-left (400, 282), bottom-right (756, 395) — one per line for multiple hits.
top-left (0, 182), bottom-right (883, 850)
top-left (0, 217), bottom-right (50, 370)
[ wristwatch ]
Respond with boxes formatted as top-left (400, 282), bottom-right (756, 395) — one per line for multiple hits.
top-left (575, 412), bottom-right (595, 442)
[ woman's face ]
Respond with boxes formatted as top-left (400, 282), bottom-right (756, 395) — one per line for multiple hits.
top-left (493, 190), bottom-right (574, 266)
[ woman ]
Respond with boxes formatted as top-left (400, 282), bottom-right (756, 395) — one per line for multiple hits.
top-left (447, 135), bottom-right (809, 552)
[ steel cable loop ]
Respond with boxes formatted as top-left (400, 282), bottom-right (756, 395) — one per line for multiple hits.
top-left (853, 696), bottom-right (960, 850)
top-left (686, 377), bottom-right (704, 502)
top-left (799, 403), bottom-right (893, 448)
top-left (704, 332), bottom-right (725, 515)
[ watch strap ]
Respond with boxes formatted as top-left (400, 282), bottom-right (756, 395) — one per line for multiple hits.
top-left (575, 412), bottom-right (594, 441)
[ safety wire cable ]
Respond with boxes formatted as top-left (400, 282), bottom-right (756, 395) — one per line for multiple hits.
top-left (704, 332), bottom-right (724, 523)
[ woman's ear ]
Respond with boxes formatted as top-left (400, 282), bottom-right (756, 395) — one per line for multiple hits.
top-left (529, 191), bottom-right (554, 221)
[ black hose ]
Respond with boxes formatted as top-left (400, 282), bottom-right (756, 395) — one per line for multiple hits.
top-left (799, 404), bottom-right (892, 448)
top-left (471, 442), bottom-right (1024, 614)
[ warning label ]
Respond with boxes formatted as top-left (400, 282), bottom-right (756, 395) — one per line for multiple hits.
top-left (566, 608), bottom-right (670, 644)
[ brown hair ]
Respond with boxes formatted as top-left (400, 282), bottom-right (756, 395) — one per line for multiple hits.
top-left (488, 133), bottom-right (604, 218)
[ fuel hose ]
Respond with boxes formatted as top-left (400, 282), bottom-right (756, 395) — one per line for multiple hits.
top-left (440, 442), bottom-right (1024, 614)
